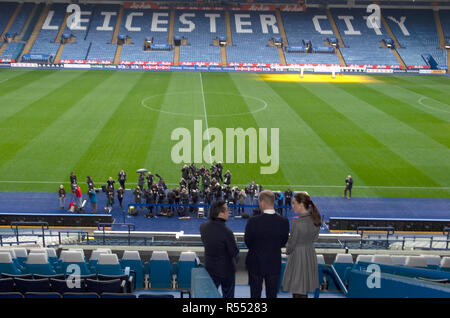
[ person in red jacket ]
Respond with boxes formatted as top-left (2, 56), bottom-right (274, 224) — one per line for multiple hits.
top-left (75, 184), bottom-right (83, 210)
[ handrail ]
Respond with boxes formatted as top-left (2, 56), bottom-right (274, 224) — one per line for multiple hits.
top-left (97, 222), bottom-right (135, 245)
top-left (10, 221), bottom-right (49, 247)
top-left (357, 226), bottom-right (395, 237)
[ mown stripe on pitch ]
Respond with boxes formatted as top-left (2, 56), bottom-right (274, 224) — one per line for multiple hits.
top-left (0, 71), bottom-right (145, 193)
top-left (322, 82), bottom-right (450, 189)
top-left (0, 69), bottom-right (57, 98)
top-left (71, 71), bottom-right (173, 186)
top-left (0, 70), bottom-right (115, 173)
top-left (0, 70), bottom-right (86, 123)
top-left (283, 81), bottom-right (442, 196)
top-left (202, 72), bottom-right (290, 185)
top-left (259, 76), bottom-right (377, 197)
top-left (381, 74), bottom-right (450, 108)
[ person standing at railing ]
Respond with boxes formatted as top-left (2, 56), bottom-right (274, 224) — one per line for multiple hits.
top-left (281, 192), bottom-right (321, 298)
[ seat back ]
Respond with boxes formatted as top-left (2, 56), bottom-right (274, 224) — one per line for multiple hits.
top-left (61, 251), bottom-right (91, 276)
top-left (150, 251), bottom-right (172, 289)
top-left (14, 278), bottom-right (50, 293)
top-left (421, 254), bottom-right (441, 270)
top-left (332, 253), bottom-right (353, 281)
top-left (405, 256), bottom-right (428, 268)
top-left (439, 257), bottom-right (450, 272)
top-left (371, 255), bottom-right (392, 265)
top-left (50, 278), bottom-right (85, 294)
top-left (317, 254), bottom-right (325, 265)
top-left (177, 252), bottom-right (198, 289)
top-left (0, 249), bottom-right (22, 270)
top-left (24, 253), bottom-right (56, 275)
top-left (88, 250), bottom-right (111, 270)
top-left (120, 251), bottom-right (144, 289)
top-left (356, 255), bottom-right (372, 264)
top-left (391, 255), bottom-right (408, 266)
top-left (101, 293), bottom-right (136, 298)
top-left (96, 254), bottom-right (123, 276)
top-left (0, 252), bottom-right (22, 275)
top-left (86, 279), bottom-right (122, 294)
top-left (0, 278), bottom-right (14, 292)
top-left (25, 292), bottom-right (62, 299)
top-left (63, 292), bottom-right (99, 298)
top-left (13, 248), bottom-right (27, 265)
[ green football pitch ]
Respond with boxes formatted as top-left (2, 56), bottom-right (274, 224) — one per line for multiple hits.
top-left (0, 68), bottom-right (449, 198)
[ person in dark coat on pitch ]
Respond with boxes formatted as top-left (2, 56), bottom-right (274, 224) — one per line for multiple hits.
top-left (200, 200), bottom-right (239, 298)
top-left (244, 190), bottom-right (290, 298)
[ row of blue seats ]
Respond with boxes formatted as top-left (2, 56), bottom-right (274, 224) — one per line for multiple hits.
top-left (0, 292), bottom-right (173, 299)
top-left (0, 248), bottom-right (200, 290)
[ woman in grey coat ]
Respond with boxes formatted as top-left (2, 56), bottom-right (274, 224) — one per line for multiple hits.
top-left (282, 192), bottom-right (321, 298)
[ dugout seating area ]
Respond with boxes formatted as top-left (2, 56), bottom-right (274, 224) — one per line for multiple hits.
top-left (0, 1), bottom-right (448, 69)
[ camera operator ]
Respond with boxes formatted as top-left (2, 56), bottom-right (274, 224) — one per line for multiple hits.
top-left (157, 186), bottom-right (166, 216)
top-left (167, 188), bottom-right (176, 214)
top-left (216, 162), bottom-right (224, 183)
top-left (138, 172), bottom-right (145, 191)
top-left (248, 181), bottom-right (258, 205)
top-left (224, 170), bottom-right (232, 186)
top-left (87, 176), bottom-right (95, 192)
top-left (117, 186), bottom-right (124, 209)
top-left (156, 174), bottom-right (167, 191)
top-left (175, 187), bottom-right (181, 205)
top-left (180, 178), bottom-right (187, 191)
top-left (106, 177), bottom-right (115, 190)
top-left (144, 187), bottom-right (155, 218)
top-left (180, 188), bottom-right (189, 216)
top-left (231, 186), bottom-right (240, 214)
top-left (190, 188), bottom-right (200, 215)
top-left (284, 188), bottom-right (293, 213)
top-left (181, 164), bottom-right (189, 181)
top-left (188, 176), bottom-right (198, 194)
top-left (146, 172), bottom-right (154, 189)
top-left (203, 186), bottom-right (213, 216)
top-left (210, 165), bottom-right (219, 182)
top-left (133, 186), bottom-right (143, 214)
top-left (202, 171), bottom-right (211, 195)
top-left (213, 182), bottom-right (222, 201)
top-left (223, 185), bottom-right (232, 216)
top-left (118, 170), bottom-right (127, 189)
top-left (105, 185), bottom-right (114, 213)
top-left (70, 172), bottom-right (77, 193)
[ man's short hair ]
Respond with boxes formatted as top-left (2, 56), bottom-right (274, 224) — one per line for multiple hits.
top-left (209, 200), bottom-right (227, 220)
top-left (258, 190), bottom-right (275, 206)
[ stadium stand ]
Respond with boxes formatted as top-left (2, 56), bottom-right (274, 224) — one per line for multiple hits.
top-left (329, 8), bottom-right (400, 67)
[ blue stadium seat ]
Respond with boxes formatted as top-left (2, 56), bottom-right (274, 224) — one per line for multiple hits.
top-left (88, 249), bottom-right (112, 272)
top-left (14, 278), bottom-right (50, 293)
top-left (390, 255), bottom-right (408, 266)
top-left (0, 278), bottom-right (14, 292)
top-left (101, 292), bottom-right (136, 298)
top-left (96, 254), bottom-right (124, 276)
top-left (421, 255), bottom-right (441, 270)
top-left (0, 252), bottom-right (22, 276)
top-left (22, 253), bottom-right (56, 276)
top-left (0, 273), bottom-right (32, 279)
top-left (50, 278), bottom-right (85, 294)
top-left (12, 248), bottom-right (28, 267)
top-left (63, 292), bottom-right (100, 299)
top-left (86, 278), bottom-right (123, 294)
top-left (138, 293), bottom-right (174, 298)
top-left (25, 292), bottom-right (62, 299)
top-left (34, 274), bottom-right (65, 280)
top-left (405, 256), bottom-right (428, 269)
top-left (1, 249), bottom-right (23, 271)
top-left (371, 255), bottom-right (393, 266)
top-left (0, 292), bottom-right (24, 298)
top-left (59, 251), bottom-right (92, 276)
top-left (175, 251), bottom-right (199, 290)
top-left (332, 253), bottom-right (354, 281)
top-left (120, 251), bottom-right (144, 289)
top-left (149, 251), bottom-right (173, 289)
top-left (439, 257), bottom-right (450, 272)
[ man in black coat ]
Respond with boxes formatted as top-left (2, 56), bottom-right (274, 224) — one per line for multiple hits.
top-left (344, 175), bottom-right (353, 199)
top-left (200, 200), bottom-right (239, 298)
top-left (244, 190), bottom-right (289, 298)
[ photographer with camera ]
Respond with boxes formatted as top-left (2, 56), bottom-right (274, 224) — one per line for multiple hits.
top-left (146, 172), bottom-right (154, 189)
top-left (86, 176), bottom-right (97, 213)
top-left (167, 188), bottom-right (176, 214)
top-left (248, 181), bottom-right (258, 205)
top-left (132, 186), bottom-right (143, 215)
top-left (117, 186), bottom-right (124, 209)
top-left (216, 162), bottom-right (224, 183)
top-left (145, 187), bottom-right (155, 218)
top-left (105, 185), bottom-right (114, 213)
top-left (224, 170), bottom-right (232, 186)
top-left (118, 170), bottom-right (127, 189)
top-left (180, 188), bottom-right (189, 216)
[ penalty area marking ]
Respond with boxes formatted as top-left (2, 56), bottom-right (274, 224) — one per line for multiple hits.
top-left (141, 92), bottom-right (268, 117)
top-left (0, 180), bottom-right (448, 190)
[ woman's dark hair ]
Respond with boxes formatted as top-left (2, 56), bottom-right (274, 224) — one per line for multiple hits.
top-left (294, 192), bottom-right (322, 227)
top-left (209, 200), bottom-right (227, 220)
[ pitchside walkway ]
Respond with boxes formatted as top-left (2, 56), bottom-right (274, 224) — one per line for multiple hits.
top-left (0, 191), bottom-right (449, 234)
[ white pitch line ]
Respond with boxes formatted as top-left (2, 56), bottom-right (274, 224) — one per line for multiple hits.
top-left (0, 78), bottom-right (8, 84)
top-left (199, 72), bottom-right (212, 164)
top-left (0, 180), bottom-right (448, 190)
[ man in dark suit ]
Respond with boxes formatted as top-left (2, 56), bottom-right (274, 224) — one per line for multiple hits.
top-left (200, 200), bottom-right (239, 298)
top-left (344, 175), bottom-right (353, 199)
top-left (244, 190), bottom-right (289, 298)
